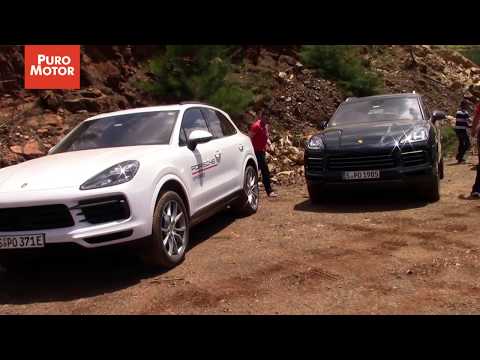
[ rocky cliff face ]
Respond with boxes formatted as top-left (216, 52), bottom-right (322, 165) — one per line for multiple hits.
top-left (368, 45), bottom-right (480, 112)
top-left (1, 45), bottom-right (479, 184)
top-left (0, 45), bottom-right (159, 167)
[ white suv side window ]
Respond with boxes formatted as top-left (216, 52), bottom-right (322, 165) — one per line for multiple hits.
top-left (179, 108), bottom-right (210, 146)
top-left (216, 111), bottom-right (237, 136)
top-left (201, 108), bottom-right (238, 138)
top-left (201, 108), bottom-right (224, 138)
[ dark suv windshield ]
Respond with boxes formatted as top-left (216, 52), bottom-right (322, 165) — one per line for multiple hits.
top-left (329, 97), bottom-right (423, 127)
top-left (51, 111), bottom-right (179, 154)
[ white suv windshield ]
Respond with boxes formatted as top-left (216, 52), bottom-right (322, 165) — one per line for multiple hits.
top-left (330, 97), bottom-right (423, 127)
top-left (52, 111), bottom-right (179, 153)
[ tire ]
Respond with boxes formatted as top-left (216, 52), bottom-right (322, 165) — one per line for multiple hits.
top-left (420, 167), bottom-right (440, 203)
top-left (307, 183), bottom-right (323, 204)
top-left (231, 164), bottom-right (259, 216)
top-left (439, 158), bottom-right (445, 180)
top-left (142, 191), bottom-right (189, 269)
top-left (0, 257), bottom-right (32, 273)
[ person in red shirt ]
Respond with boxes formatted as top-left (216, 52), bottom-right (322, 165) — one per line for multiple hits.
top-left (249, 111), bottom-right (278, 197)
top-left (471, 102), bottom-right (480, 197)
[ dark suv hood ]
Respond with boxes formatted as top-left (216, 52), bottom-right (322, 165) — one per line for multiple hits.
top-left (322, 120), bottom-right (428, 150)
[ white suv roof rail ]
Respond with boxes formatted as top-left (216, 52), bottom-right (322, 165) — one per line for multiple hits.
top-left (179, 101), bottom-right (208, 105)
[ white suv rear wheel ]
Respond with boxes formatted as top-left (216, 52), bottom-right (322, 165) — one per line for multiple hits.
top-left (232, 165), bottom-right (259, 215)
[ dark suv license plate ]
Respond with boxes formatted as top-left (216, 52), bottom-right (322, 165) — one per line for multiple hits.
top-left (343, 170), bottom-right (380, 180)
top-left (0, 234), bottom-right (45, 249)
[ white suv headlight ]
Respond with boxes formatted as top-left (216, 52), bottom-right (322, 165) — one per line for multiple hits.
top-left (80, 160), bottom-right (140, 190)
top-left (308, 135), bottom-right (325, 150)
top-left (400, 127), bottom-right (428, 144)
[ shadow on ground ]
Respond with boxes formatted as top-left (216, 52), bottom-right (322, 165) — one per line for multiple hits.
top-left (0, 211), bottom-right (236, 306)
top-left (447, 161), bottom-right (477, 168)
top-left (458, 194), bottom-right (480, 201)
top-left (294, 186), bottom-right (429, 214)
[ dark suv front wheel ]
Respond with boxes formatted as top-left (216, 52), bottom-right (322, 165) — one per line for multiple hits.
top-left (419, 164), bottom-right (440, 203)
top-left (307, 182), bottom-right (324, 204)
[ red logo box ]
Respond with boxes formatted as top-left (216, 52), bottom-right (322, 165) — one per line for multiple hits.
top-left (24, 45), bottom-right (80, 89)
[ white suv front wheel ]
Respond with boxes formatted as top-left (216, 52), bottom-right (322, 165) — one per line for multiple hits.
top-left (142, 191), bottom-right (189, 269)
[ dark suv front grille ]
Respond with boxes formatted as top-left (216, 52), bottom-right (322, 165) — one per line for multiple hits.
top-left (401, 150), bottom-right (427, 167)
top-left (73, 195), bottom-right (130, 225)
top-left (306, 156), bottom-right (325, 173)
top-left (0, 204), bottom-right (74, 231)
top-left (327, 153), bottom-right (396, 171)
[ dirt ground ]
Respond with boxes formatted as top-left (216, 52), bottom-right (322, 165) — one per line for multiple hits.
top-left (1, 157), bottom-right (480, 315)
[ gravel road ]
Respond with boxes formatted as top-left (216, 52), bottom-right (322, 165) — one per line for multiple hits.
top-left (1, 158), bottom-right (479, 314)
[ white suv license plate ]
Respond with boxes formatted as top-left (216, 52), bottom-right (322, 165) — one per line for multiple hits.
top-left (343, 170), bottom-right (380, 180)
top-left (0, 234), bottom-right (45, 250)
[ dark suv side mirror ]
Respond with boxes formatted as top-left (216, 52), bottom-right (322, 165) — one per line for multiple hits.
top-left (319, 120), bottom-right (328, 130)
top-left (431, 111), bottom-right (446, 124)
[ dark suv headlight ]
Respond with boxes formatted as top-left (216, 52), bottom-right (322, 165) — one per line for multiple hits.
top-left (307, 135), bottom-right (325, 150)
top-left (400, 126), bottom-right (429, 145)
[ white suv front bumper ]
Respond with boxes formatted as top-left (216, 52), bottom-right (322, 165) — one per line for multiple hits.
top-left (0, 186), bottom-right (153, 249)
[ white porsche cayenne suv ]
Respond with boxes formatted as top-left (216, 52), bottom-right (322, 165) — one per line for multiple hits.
top-left (0, 103), bottom-right (259, 270)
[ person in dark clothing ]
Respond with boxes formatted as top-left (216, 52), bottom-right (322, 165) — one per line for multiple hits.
top-left (455, 100), bottom-right (472, 163)
top-left (471, 102), bottom-right (480, 198)
top-left (249, 112), bottom-right (278, 197)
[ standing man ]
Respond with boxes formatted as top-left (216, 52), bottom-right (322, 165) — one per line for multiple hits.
top-left (249, 111), bottom-right (278, 198)
top-left (471, 102), bottom-right (480, 198)
top-left (455, 100), bottom-right (472, 164)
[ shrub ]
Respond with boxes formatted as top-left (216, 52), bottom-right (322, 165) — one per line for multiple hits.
top-left (462, 48), bottom-right (480, 66)
top-left (448, 45), bottom-right (480, 66)
top-left (300, 45), bottom-right (382, 97)
top-left (440, 125), bottom-right (458, 158)
top-left (208, 84), bottom-right (254, 117)
top-left (143, 45), bottom-right (253, 117)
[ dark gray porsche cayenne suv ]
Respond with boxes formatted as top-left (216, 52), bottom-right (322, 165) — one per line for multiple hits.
top-left (304, 93), bottom-right (446, 203)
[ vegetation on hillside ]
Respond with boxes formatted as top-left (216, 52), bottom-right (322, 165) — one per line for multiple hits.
top-left (142, 45), bottom-right (254, 117)
top-left (300, 45), bottom-right (383, 97)
top-left (448, 45), bottom-right (480, 66)
top-left (440, 126), bottom-right (458, 157)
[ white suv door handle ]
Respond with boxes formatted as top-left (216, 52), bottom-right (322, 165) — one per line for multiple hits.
top-left (238, 144), bottom-right (244, 151)
top-left (215, 151), bottom-right (222, 160)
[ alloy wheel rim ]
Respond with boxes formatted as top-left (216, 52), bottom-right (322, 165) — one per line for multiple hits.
top-left (246, 168), bottom-right (259, 210)
top-left (160, 200), bottom-right (186, 257)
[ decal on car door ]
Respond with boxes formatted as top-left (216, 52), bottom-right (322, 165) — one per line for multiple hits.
top-left (191, 158), bottom-right (218, 177)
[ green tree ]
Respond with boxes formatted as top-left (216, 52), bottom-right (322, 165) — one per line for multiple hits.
top-left (143, 45), bottom-right (253, 117)
top-left (459, 46), bottom-right (480, 65)
top-left (300, 45), bottom-right (382, 96)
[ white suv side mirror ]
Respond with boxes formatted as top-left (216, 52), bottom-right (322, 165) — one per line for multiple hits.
top-left (187, 130), bottom-right (213, 151)
top-left (47, 146), bottom-right (57, 155)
